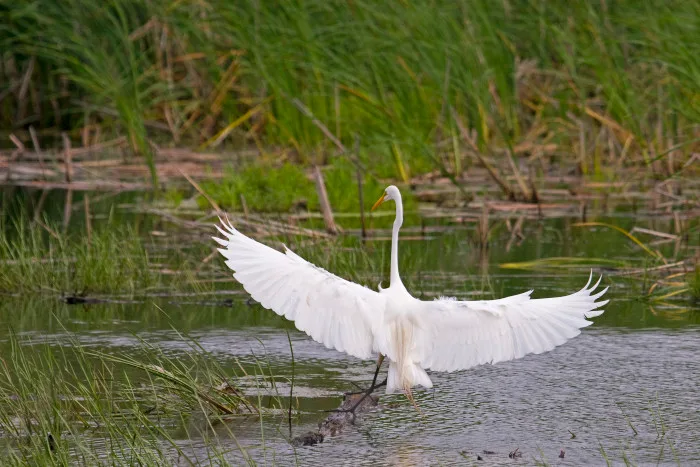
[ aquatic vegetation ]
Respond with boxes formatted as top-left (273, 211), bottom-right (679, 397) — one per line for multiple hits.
top-left (0, 331), bottom-right (282, 465)
top-left (0, 218), bottom-right (157, 295)
top-left (501, 221), bottom-right (699, 303)
top-left (499, 257), bottom-right (627, 271)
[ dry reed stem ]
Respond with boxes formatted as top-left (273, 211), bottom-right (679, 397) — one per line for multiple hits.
top-left (179, 169), bottom-right (222, 214)
top-left (28, 126), bottom-right (40, 152)
top-left (528, 165), bottom-right (540, 204)
top-left (313, 166), bottom-right (338, 235)
top-left (505, 149), bottom-right (531, 200)
top-left (84, 194), bottom-right (92, 244)
top-left (8, 180), bottom-right (150, 191)
top-left (452, 108), bottom-right (515, 200)
top-left (9, 134), bottom-right (25, 152)
top-left (290, 97), bottom-right (345, 152)
top-left (200, 102), bottom-right (268, 149)
top-left (33, 189), bottom-right (50, 222)
top-left (62, 132), bottom-right (73, 183)
top-left (35, 218), bottom-right (61, 240)
top-left (506, 216), bottom-right (525, 252)
top-left (71, 136), bottom-right (127, 156)
top-left (63, 189), bottom-right (73, 233)
top-left (584, 107), bottom-right (634, 144)
top-left (478, 204), bottom-right (490, 247)
top-left (630, 227), bottom-right (679, 240)
top-left (239, 194), bottom-right (249, 219)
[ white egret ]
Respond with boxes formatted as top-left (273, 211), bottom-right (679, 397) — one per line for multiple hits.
top-left (213, 185), bottom-right (608, 406)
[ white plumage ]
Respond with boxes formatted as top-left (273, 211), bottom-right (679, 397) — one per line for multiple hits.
top-left (214, 185), bottom-right (608, 395)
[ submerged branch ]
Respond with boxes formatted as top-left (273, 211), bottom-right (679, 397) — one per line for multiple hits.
top-left (292, 391), bottom-right (380, 447)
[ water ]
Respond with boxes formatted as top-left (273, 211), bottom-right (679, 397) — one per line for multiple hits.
top-left (1, 212), bottom-right (698, 465)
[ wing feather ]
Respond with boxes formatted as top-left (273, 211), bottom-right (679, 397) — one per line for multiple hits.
top-left (414, 274), bottom-right (608, 372)
top-left (214, 219), bottom-right (384, 360)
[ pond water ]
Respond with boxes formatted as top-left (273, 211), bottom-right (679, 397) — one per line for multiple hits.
top-left (1, 211), bottom-right (698, 465)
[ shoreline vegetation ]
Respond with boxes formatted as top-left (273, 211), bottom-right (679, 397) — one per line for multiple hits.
top-left (0, 208), bottom-right (697, 304)
top-left (0, 331), bottom-right (284, 465)
top-left (1, 0), bottom-right (698, 188)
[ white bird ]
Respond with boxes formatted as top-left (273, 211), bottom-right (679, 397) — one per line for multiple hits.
top-left (213, 185), bottom-right (608, 402)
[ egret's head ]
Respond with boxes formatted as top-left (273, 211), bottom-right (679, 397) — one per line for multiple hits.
top-left (371, 185), bottom-right (400, 211)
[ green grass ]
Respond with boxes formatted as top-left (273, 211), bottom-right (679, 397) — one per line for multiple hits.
top-left (0, 217), bottom-right (158, 295)
top-left (689, 265), bottom-right (700, 303)
top-left (2, 0), bottom-right (698, 187)
top-left (0, 330), bottom-right (282, 465)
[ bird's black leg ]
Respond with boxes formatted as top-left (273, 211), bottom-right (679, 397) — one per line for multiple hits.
top-left (369, 353), bottom-right (385, 389)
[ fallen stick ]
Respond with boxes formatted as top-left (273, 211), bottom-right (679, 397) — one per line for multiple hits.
top-left (2, 180), bottom-right (150, 191)
top-left (614, 259), bottom-right (689, 277)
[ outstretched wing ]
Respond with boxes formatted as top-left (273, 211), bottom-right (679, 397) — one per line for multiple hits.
top-left (214, 219), bottom-right (384, 360)
top-left (413, 275), bottom-right (608, 372)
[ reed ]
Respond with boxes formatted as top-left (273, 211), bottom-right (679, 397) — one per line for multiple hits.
top-left (0, 215), bottom-right (157, 294)
top-left (2, 0), bottom-right (698, 187)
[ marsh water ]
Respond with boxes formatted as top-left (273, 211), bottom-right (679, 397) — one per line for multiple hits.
top-left (1, 198), bottom-right (699, 465)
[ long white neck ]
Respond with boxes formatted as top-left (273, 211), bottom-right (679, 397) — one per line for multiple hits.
top-left (390, 193), bottom-right (404, 289)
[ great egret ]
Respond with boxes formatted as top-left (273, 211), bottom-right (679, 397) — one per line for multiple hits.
top-left (214, 185), bottom-right (608, 402)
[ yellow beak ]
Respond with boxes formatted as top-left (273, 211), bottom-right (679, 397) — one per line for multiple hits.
top-left (371, 193), bottom-right (386, 212)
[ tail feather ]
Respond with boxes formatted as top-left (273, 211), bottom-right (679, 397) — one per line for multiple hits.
top-left (386, 362), bottom-right (433, 394)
